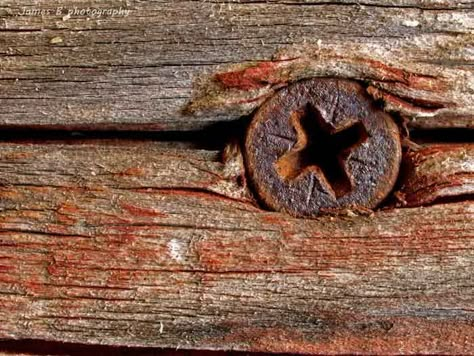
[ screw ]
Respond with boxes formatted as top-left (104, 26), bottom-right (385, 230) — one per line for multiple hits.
top-left (244, 78), bottom-right (402, 217)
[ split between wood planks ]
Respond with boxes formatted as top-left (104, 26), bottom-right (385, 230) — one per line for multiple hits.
top-left (0, 0), bottom-right (473, 354)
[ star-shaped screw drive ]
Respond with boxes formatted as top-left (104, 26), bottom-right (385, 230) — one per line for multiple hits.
top-left (275, 104), bottom-right (369, 199)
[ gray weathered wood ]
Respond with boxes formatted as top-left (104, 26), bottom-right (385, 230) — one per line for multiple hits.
top-left (0, 1), bottom-right (473, 130)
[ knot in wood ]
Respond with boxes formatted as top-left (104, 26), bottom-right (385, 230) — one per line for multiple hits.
top-left (244, 78), bottom-right (402, 217)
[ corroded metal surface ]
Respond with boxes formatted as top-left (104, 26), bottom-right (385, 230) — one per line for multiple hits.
top-left (245, 78), bottom-right (402, 217)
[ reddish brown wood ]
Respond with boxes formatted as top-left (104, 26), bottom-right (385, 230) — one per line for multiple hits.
top-left (397, 144), bottom-right (474, 206)
top-left (0, 141), bottom-right (472, 354)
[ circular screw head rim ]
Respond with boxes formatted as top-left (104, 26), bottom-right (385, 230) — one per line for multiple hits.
top-left (244, 78), bottom-right (402, 217)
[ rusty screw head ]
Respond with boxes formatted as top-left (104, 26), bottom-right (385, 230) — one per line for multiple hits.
top-left (244, 78), bottom-right (402, 217)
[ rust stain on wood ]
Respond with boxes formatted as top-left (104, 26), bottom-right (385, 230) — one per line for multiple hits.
top-left (120, 202), bottom-right (167, 218)
top-left (214, 61), bottom-right (291, 91)
top-left (186, 43), bottom-right (472, 129)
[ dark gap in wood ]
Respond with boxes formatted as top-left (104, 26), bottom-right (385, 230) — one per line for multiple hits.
top-left (0, 122), bottom-right (470, 148)
top-left (426, 193), bottom-right (474, 206)
top-left (0, 117), bottom-right (251, 150)
top-left (410, 128), bottom-right (474, 143)
top-left (0, 340), bottom-right (272, 356)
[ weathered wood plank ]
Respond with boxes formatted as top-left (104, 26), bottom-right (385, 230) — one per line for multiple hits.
top-left (0, 141), bottom-right (251, 202)
top-left (0, 141), bottom-right (472, 353)
top-left (0, 1), bottom-right (472, 130)
top-left (0, 141), bottom-right (472, 207)
top-left (1, 141), bottom-right (473, 205)
top-left (397, 144), bottom-right (474, 206)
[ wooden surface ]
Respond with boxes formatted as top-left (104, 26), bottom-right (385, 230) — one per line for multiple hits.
top-left (398, 144), bottom-right (474, 206)
top-left (0, 0), bottom-right (473, 354)
top-left (0, 0), bottom-right (473, 130)
top-left (0, 141), bottom-right (472, 354)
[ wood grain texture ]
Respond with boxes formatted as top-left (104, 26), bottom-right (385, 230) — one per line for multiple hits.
top-left (0, 141), bottom-right (472, 354)
top-left (397, 144), bottom-right (474, 206)
top-left (1, 1), bottom-right (473, 130)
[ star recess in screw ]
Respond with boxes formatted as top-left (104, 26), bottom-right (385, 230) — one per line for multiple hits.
top-left (274, 104), bottom-right (369, 199)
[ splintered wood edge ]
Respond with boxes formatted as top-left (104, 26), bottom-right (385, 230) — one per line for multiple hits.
top-left (397, 144), bottom-right (474, 206)
top-left (0, 141), bottom-right (472, 353)
top-left (187, 43), bottom-right (474, 129)
top-left (0, 1), bottom-right (473, 130)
